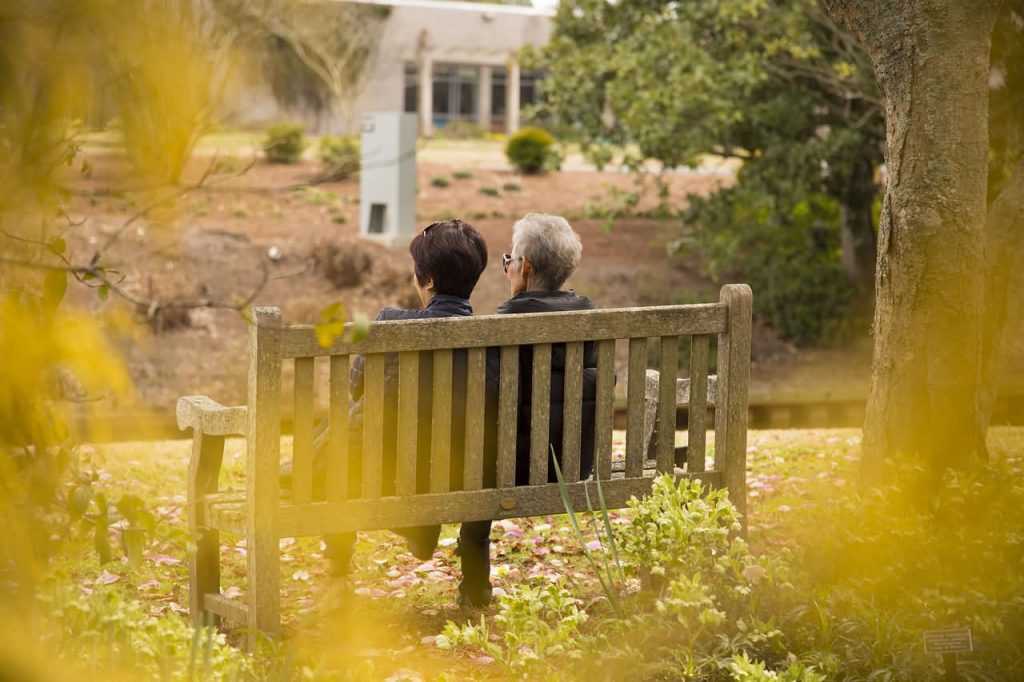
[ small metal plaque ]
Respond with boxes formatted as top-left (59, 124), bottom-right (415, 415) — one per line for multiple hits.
top-left (924, 628), bottom-right (973, 654)
top-left (500, 497), bottom-right (517, 511)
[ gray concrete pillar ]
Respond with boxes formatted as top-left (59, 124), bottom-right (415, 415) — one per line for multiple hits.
top-left (478, 66), bottom-right (492, 132)
top-left (506, 59), bottom-right (521, 134)
top-left (419, 57), bottom-right (433, 136)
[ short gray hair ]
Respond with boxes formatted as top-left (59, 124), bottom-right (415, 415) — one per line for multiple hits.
top-left (511, 213), bottom-right (582, 291)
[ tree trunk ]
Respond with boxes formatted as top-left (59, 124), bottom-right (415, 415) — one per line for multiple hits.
top-left (825, 0), bottom-right (1001, 482)
top-left (838, 152), bottom-right (878, 294)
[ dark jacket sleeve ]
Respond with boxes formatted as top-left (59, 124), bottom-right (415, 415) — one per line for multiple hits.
top-left (349, 307), bottom-right (403, 403)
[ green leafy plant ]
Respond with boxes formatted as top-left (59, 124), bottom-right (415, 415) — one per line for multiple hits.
top-left (436, 120), bottom-right (486, 139)
top-left (452, 170), bottom-right (473, 180)
top-left (47, 586), bottom-right (252, 679)
top-left (68, 477), bottom-right (156, 568)
top-left (505, 126), bottom-right (560, 174)
top-left (677, 174), bottom-right (860, 345)
top-left (501, 181), bottom-right (522, 192)
top-left (479, 186), bottom-right (500, 197)
top-left (301, 186), bottom-right (337, 205)
top-left (438, 577), bottom-right (588, 677)
top-left (262, 122), bottom-right (306, 164)
top-left (318, 135), bottom-right (360, 181)
top-left (430, 176), bottom-right (450, 188)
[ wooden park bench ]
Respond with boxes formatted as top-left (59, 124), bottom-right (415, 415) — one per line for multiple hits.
top-left (176, 283), bottom-right (751, 643)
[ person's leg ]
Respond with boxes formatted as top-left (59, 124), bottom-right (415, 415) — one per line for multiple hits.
top-left (393, 525), bottom-right (441, 561)
top-left (457, 520), bottom-right (493, 607)
top-left (323, 532), bottom-right (356, 577)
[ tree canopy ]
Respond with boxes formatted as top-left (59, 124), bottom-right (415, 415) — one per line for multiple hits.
top-left (532, 0), bottom-right (884, 343)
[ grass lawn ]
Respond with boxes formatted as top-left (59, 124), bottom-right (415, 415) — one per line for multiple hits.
top-left (41, 427), bottom-right (1024, 679)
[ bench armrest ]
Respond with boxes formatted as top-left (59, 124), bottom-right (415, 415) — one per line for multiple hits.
top-left (642, 370), bottom-right (719, 450)
top-left (177, 396), bottom-right (247, 436)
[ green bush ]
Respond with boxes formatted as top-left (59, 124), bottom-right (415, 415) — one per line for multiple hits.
top-left (452, 170), bottom-right (473, 180)
top-left (436, 120), bottom-right (486, 139)
top-left (479, 186), bottom-right (500, 197)
top-left (678, 179), bottom-right (859, 345)
top-left (430, 176), bottom-right (450, 188)
top-left (317, 135), bottom-right (359, 180)
top-left (262, 123), bottom-right (306, 164)
top-left (505, 126), bottom-right (560, 174)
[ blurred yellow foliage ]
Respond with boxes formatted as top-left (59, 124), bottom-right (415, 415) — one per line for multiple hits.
top-left (0, 0), bottom-right (213, 620)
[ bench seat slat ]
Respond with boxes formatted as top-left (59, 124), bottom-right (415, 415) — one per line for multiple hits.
top-left (395, 351), bottom-right (419, 496)
top-left (688, 335), bottom-right (710, 472)
top-left (281, 304), bottom-right (728, 357)
top-left (625, 338), bottom-right (647, 478)
top-left (529, 343), bottom-right (552, 485)
top-left (463, 347), bottom-right (486, 490)
top-left (656, 336), bottom-right (679, 473)
top-left (327, 355), bottom-right (350, 502)
top-left (594, 339), bottom-right (616, 480)
top-left (361, 354), bottom-right (385, 499)
top-left (292, 357), bottom-right (315, 505)
top-left (561, 342), bottom-right (584, 483)
top-left (431, 349), bottom-right (453, 493)
top-left (497, 345), bottom-right (519, 487)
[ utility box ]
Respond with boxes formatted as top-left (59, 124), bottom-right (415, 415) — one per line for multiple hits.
top-left (359, 112), bottom-right (417, 245)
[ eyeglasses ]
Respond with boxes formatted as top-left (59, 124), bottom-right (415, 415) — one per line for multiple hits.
top-left (502, 253), bottom-right (520, 273)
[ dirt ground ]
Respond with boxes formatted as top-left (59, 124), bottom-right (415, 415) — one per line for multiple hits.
top-left (60, 144), bottom-right (876, 418)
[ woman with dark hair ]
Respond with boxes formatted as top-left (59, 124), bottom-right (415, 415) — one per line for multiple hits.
top-left (458, 213), bottom-right (598, 608)
top-left (301, 219), bottom-right (488, 576)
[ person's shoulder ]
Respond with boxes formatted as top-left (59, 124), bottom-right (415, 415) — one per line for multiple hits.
top-left (375, 306), bottom-right (421, 321)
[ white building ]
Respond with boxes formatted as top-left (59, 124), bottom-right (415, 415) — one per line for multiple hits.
top-left (223, 0), bottom-right (554, 136)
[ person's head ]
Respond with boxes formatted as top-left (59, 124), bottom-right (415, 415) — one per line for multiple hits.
top-left (503, 213), bottom-right (582, 296)
top-left (408, 218), bottom-right (488, 306)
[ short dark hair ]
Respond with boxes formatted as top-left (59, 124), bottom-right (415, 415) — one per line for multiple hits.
top-left (409, 219), bottom-right (488, 299)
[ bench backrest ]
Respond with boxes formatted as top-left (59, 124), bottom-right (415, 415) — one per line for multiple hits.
top-left (245, 284), bottom-right (751, 539)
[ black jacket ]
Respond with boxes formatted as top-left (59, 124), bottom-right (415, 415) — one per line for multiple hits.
top-left (486, 290), bottom-right (599, 485)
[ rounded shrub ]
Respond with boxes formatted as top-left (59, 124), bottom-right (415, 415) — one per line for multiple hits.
top-left (318, 135), bottom-right (360, 180)
top-left (263, 123), bottom-right (306, 164)
top-left (505, 126), bottom-right (558, 174)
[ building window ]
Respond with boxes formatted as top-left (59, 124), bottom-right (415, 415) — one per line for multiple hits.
top-left (491, 67), bottom-right (507, 132)
top-left (403, 64), bottom-right (418, 114)
top-left (520, 70), bottom-right (543, 125)
top-left (432, 64), bottom-right (479, 129)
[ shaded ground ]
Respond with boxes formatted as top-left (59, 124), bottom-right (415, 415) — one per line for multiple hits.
top-left (61, 138), bottom-right (877, 418)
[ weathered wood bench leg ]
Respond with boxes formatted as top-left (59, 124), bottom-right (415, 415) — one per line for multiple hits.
top-left (188, 431), bottom-right (225, 629)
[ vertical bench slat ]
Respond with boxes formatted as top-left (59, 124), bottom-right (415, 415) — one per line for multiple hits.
top-left (561, 341), bottom-right (584, 483)
top-left (395, 351), bottom-right (420, 496)
top-left (594, 339), bottom-right (616, 480)
top-left (430, 349), bottom-right (454, 493)
top-left (497, 345), bottom-right (519, 487)
top-left (529, 343), bottom-right (553, 485)
top-left (361, 354), bottom-right (385, 499)
top-left (625, 337), bottom-right (648, 478)
top-left (327, 355), bottom-right (349, 502)
top-left (463, 347), bottom-right (486, 490)
top-left (291, 357), bottom-right (315, 505)
top-left (655, 336), bottom-right (679, 473)
top-left (687, 335), bottom-right (710, 473)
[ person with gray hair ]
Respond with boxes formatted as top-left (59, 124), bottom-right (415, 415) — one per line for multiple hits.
top-left (503, 212), bottom-right (583, 295)
top-left (456, 213), bottom-right (600, 608)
